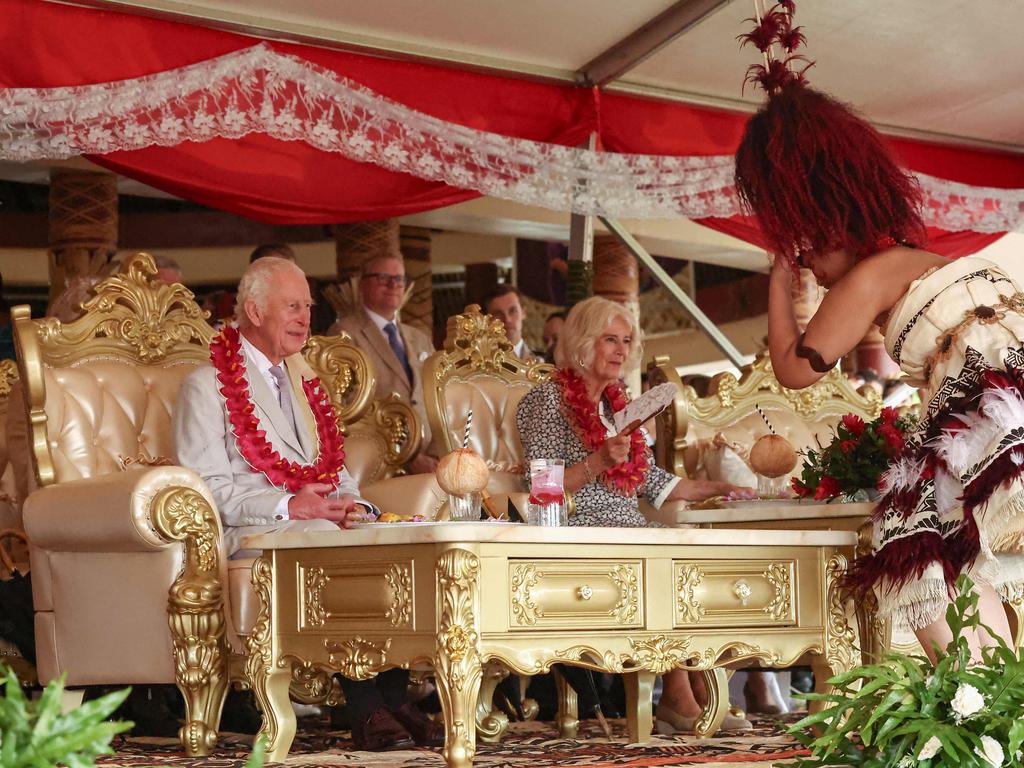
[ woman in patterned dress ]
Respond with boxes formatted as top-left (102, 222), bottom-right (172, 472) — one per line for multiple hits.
top-left (736, 83), bottom-right (1022, 661)
top-left (516, 296), bottom-right (752, 732)
top-left (516, 296), bottom-right (740, 527)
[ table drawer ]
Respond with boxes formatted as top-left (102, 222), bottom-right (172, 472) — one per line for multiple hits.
top-left (508, 559), bottom-right (643, 630)
top-left (673, 559), bottom-right (795, 628)
top-left (298, 560), bottom-right (414, 632)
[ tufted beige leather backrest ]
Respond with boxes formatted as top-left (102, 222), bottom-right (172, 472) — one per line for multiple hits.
top-left (41, 361), bottom-right (200, 483)
top-left (12, 255), bottom-right (214, 489)
top-left (423, 305), bottom-right (552, 475)
top-left (650, 351), bottom-right (882, 480)
top-left (437, 375), bottom-right (536, 467)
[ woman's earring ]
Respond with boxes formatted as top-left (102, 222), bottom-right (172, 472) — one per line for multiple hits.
top-left (575, 356), bottom-right (585, 369)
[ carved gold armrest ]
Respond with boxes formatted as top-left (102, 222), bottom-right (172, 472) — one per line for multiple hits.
top-left (22, 466), bottom-right (218, 553)
top-left (349, 394), bottom-right (423, 477)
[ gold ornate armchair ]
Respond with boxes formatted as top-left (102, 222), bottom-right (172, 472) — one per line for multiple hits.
top-left (11, 254), bottom-right (413, 755)
top-left (423, 304), bottom-right (552, 503)
top-left (648, 350), bottom-right (882, 480)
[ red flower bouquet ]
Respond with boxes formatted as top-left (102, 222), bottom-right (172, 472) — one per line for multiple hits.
top-left (792, 407), bottom-right (916, 501)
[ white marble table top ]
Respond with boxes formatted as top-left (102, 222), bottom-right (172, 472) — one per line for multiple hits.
top-left (662, 500), bottom-right (875, 525)
top-left (243, 521), bottom-right (857, 551)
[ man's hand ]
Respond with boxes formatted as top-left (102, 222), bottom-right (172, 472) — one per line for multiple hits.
top-left (288, 483), bottom-right (357, 527)
top-left (598, 419), bottom-right (641, 468)
top-left (407, 452), bottom-right (439, 474)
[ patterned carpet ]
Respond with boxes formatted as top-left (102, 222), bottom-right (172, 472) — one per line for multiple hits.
top-left (97, 715), bottom-right (807, 768)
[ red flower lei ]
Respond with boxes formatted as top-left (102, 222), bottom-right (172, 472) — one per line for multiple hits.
top-left (210, 326), bottom-right (346, 493)
top-left (553, 368), bottom-right (650, 496)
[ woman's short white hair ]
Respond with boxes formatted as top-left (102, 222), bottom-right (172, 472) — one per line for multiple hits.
top-left (235, 256), bottom-right (307, 323)
top-left (554, 296), bottom-right (642, 374)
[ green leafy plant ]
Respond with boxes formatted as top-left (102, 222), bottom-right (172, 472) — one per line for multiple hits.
top-left (793, 407), bottom-right (917, 500)
top-left (0, 669), bottom-right (132, 768)
top-left (791, 575), bottom-right (1024, 767)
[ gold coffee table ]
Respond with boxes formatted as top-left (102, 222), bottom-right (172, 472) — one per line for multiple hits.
top-left (242, 522), bottom-right (858, 767)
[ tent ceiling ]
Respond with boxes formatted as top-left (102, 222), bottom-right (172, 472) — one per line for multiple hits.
top-left (77, 0), bottom-right (1024, 152)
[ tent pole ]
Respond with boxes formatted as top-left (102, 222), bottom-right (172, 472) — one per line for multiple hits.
top-left (598, 216), bottom-right (748, 368)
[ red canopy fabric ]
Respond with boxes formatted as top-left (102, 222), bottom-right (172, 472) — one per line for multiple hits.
top-left (4, 0), bottom-right (1022, 255)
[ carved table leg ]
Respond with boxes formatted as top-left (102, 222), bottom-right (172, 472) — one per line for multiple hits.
top-left (245, 557), bottom-right (296, 763)
top-left (553, 667), bottom-right (580, 738)
top-left (811, 554), bottom-right (860, 716)
top-left (624, 670), bottom-right (656, 743)
top-left (436, 549), bottom-right (483, 768)
top-left (856, 582), bottom-right (890, 665)
top-left (475, 660), bottom-right (510, 743)
top-left (695, 668), bottom-right (729, 738)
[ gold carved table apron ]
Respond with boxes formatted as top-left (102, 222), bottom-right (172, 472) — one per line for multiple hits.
top-left (242, 522), bottom-right (858, 767)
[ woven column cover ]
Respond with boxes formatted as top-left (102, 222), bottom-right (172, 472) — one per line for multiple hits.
top-left (333, 219), bottom-right (400, 282)
top-left (47, 169), bottom-right (118, 308)
top-left (398, 225), bottom-right (433, 338)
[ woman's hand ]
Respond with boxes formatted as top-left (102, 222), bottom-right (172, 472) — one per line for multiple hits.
top-left (598, 419), bottom-right (640, 469)
top-left (672, 479), bottom-right (755, 502)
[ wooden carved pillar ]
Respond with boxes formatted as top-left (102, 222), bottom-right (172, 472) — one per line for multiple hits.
top-left (47, 169), bottom-right (118, 312)
top-left (852, 328), bottom-right (900, 379)
top-left (593, 235), bottom-right (641, 393)
top-left (333, 219), bottom-right (400, 283)
top-left (793, 268), bottom-right (824, 332)
top-left (465, 264), bottom-right (498, 309)
top-left (399, 225), bottom-right (433, 339)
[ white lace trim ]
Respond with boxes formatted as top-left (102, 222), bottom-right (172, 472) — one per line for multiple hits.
top-left (1, 43), bottom-right (1022, 230)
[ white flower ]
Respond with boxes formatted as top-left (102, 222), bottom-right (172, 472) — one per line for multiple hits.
top-left (310, 119), bottom-right (338, 144)
top-left (896, 756), bottom-right (915, 768)
top-left (223, 108), bottom-right (247, 130)
top-left (382, 142), bottom-right (409, 164)
top-left (191, 111), bottom-right (216, 133)
top-left (346, 132), bottom-right (372, 156)
top-left (976, 735), bottom-right (1004, 767)
top-left (950, 682), bottom-right (985, 720)
top-left (156, 116), bottom-right (184, 139)
top-left (918, 735), bottom-right (942, 760)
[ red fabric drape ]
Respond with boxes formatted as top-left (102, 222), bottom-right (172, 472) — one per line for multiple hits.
top-left (698, 217), bottom-right (1006, 260)
top-left (3, 0), bottom-right (1021, 253)
top-left (0, 0), bottom-right (595, 223)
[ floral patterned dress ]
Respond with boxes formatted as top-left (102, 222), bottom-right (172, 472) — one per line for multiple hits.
top-left (515, 379), bottom-right (679, 527)
top-left (849, 255), bottom-right (1024, 630)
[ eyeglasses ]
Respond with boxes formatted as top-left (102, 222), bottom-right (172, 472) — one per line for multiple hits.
top-left (365, 273), bottom-right (407, 288)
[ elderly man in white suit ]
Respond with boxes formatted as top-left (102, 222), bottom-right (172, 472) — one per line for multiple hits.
top-left (174, 256), bottom-right (442, 751)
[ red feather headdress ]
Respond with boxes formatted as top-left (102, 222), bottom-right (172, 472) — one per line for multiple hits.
top-left (733, 1), bottom-right (927, 270)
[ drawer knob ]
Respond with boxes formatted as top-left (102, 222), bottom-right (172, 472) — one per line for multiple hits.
top-left (577, 585), bottom-right (594, 601)
top-left (733, 579), bottom-right (752, 606)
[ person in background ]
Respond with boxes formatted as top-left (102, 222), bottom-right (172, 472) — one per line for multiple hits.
top-left (153, 255), bottom-right (183, 284)
top-left (331, 255), bottom-right (438, 473)
top-left (484, 285), bottom-right (539, 361)
top-left (516, 296), bottom-right (753, 732)
top-left (541, 310), bottom-right (565, 364)
top-left (0, 273), bottom-right (12, 360)
top-left (855, 367), bottom-right (884, 396)
top-left (250, 243), bottom-right (297, 262)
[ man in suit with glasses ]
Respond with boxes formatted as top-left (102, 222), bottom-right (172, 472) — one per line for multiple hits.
top-left (331, 255), bottom-right (438, 473)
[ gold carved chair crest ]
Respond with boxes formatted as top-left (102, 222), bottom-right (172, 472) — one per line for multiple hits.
top-left (302, 335), bottom-right (420, 482)
top-left (422, 304), bottom-right (551, 478)
top-left (648, 350), bottom-right (882, 478)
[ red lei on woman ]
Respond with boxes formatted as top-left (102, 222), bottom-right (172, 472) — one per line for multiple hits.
top-left (553, 368), bottom-right (650, 496)
top-left (210, 326), bottom-right (346, 493)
